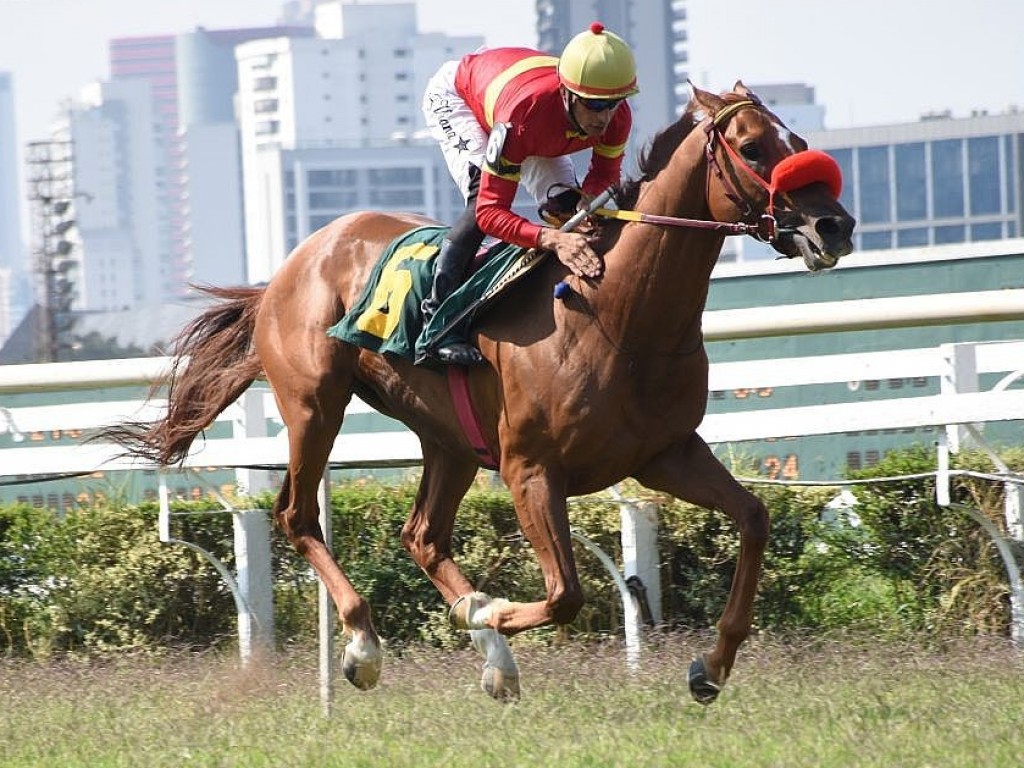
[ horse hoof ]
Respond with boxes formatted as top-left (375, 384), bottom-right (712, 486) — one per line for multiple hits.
top-left (481, 664), bottom-right (521, 703)
top-left (688, 656), bottom-right (722, 705)
top-left (341, 637), bottom-right (382, 691)
top-left (469, 628), bottom-right (520, 702)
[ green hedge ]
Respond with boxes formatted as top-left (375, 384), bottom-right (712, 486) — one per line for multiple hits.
top-left (1, 447), bottom-right (1019, 658)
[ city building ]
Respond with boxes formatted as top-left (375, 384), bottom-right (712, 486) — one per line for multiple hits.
top-left (235, 1), bottom-right (482, 282)
top-left (176, 25), bottom-right (314, 288)
top-left (810, 111), bottom-right (1024, 253)
top-left (0, 72), bottom-right (26, 346)
top-left (61, 78), bottom-right (161, 312)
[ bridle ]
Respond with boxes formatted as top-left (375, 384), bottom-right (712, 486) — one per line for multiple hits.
top-left (702, 97), bottom-right (778, 240)
top-left (593, 96), bottom-right (843, 246)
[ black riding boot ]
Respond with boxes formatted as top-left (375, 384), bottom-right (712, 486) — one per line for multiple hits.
top-left (420, 238), bottom-right (486, 366)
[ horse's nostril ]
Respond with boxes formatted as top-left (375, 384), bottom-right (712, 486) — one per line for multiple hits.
top-left (816, 215), bottom-right (855, 241)
top-left (816, 217), bottom-right (841, 237)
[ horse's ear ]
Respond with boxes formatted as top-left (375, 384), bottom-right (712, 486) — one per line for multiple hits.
top-left (688, 80), bottom-right (726, 120)
top-left (734, 80), bottom-right (764, 106)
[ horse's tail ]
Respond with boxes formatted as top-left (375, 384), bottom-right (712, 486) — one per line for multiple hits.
top-left (101, 285), bottom-right (265, 466)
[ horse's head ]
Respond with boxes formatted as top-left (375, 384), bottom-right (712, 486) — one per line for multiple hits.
top-left (689, 82), bottom-right (856, 271)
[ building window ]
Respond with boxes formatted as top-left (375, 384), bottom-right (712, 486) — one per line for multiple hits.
top-left (970, 222), bottom-right (1002, 241)
top-left (309, 190), bottom-right (358, 209)
top-left (895, 142), bottom-right (926, 220)
top-left (370, 189), bottom-right (425, 206)
top-left (860, 231), bottom-right (892, 250)
top-left (250, 53), bottom-right (277, 70)
top-left (931, 139), bottom-right (964, 218)
top-left (846, 451), bottom-right (862, 471)
top-left (934, 224), bottom-right (965, 244)
top-left (253, 76), bottom-right (277, 92)
top-left (307, 169), bottom-right (358, 186)
top-left (968, 136), bottom-right (1001, 215)
top-left (310, 214), bottom-right (337, 231)
top-left (857, 146), bottom-right (891, 224)
top-left (254, 120), bottom-right (279, 135)
top-left (1004, 134), bottom-right (1017, 214)
top-left (368, 167), bottom-right (423, 185)
top-left (254, 98), bottom-right (278, 114)
top-left (829, 148), bottom-right (854, 212)
top-left (897, 227), bottom-right (928, 247)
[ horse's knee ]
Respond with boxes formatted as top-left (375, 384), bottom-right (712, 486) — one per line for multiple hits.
top-left (548, 586), bottom-right (585, 625)
top-left (736, 495), bottom-right (770, 547)
top-left (400, 524), bottom-right (445, 574)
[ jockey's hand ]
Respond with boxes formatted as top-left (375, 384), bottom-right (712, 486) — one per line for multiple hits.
top-left (537, 228), bottom-right (603, 279)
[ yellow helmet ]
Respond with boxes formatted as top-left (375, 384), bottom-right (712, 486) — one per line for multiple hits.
top-left (557, 22), bottom-right (639, 100)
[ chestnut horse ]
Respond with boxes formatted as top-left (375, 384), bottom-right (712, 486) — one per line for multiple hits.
top-left (106, 83), bottom-right (854, 703)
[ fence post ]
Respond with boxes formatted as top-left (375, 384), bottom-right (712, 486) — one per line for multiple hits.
top-left (620, 500), bottom-right (661, 625)
top-left (232, 509), bottom-right (275, 660)
top-left (233, 388), bottom-right (275, 495)
top-left (941, 342), bottom-right (979, 452)
top-left (318, 469), bottom-right (335, 715)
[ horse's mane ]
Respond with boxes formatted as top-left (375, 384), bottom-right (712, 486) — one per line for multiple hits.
top-left (615, 110), bottom-right (697, 210)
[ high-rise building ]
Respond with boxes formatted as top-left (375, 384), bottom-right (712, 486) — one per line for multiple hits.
top-left (107, 35), bottom-right (181, 302)
top-left (536, 0), bottom-right (689, 168)
top-left (63, 78), bottom-right (161, 311)
top-left (235, 1), bottom-right (483, 282)
top-left (176, 25), bottom-right (314, 288)
top-left (0, 72), bottom-right (26, 345)
top-left (106, 25), bottom-right (314, 300)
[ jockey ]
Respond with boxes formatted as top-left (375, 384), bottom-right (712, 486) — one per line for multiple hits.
top-left (419, 22), bottom-right (639, 365)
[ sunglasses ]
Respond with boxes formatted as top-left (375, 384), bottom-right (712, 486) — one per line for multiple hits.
top-left (578, 96), bottom-right (624, 113)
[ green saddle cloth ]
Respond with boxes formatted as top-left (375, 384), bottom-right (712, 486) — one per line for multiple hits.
top-left (326, 225), bottom-right (540, 361)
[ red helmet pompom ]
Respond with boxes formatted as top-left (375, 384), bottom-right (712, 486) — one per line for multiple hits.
top-left (590, 22), bottom-right (605, 35)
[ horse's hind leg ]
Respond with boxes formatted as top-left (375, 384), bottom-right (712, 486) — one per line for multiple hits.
top-left (636, 434), bottom-right (769, 705)
top-left (270, 367), bottom-right (383, 690)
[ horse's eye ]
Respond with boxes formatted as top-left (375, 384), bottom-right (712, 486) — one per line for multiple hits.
top-left (739, 142), bottom-right (761, 162)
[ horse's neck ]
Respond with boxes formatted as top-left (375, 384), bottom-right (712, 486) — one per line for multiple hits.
top-left (598, 138), bottom-right (724, 351)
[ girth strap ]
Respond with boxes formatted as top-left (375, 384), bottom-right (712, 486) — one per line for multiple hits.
top-left (446, 366), bottom-right (500, 470)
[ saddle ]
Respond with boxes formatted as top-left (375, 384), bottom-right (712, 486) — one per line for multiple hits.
top-left (327, 226), bottom-right (543, 365)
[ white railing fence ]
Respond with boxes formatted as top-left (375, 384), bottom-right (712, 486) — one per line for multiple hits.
top-left (2, 292), bottom-right (1024, 662)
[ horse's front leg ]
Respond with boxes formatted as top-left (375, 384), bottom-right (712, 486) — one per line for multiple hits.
top-left (400, 445), bottom-right (521, 701)
top-left (445, 463), bottom-right (579, 700)
top-left (452, 461), bottom-right (584, 634)
top-left (636, 433), bottom-right (769, 705)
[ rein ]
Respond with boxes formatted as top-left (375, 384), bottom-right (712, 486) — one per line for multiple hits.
top-left (592, 207), bottom-right (776, 241)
